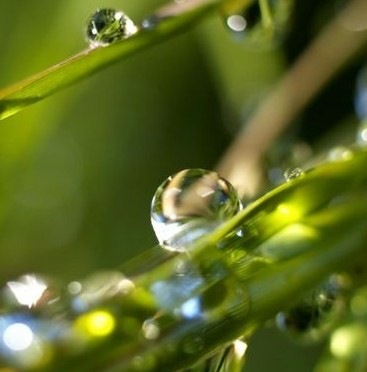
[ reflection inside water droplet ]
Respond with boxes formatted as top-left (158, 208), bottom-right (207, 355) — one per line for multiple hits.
top-left (86, 8), bottom-right (138, 47)
top-left (151, 169), bottom-right (242, 251)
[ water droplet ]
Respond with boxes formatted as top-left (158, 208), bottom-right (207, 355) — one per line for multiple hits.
top-left (151, 169), bottom-right (242, 251)
top-left (328, 146), bottom-right (354, 161)
top-left (86, 8), bottom-right (138, 47)
top-left (140, 15), bottom-right (160, 31)
top-left (70, 271), bottom-right (134, 313)
top-left (284, 167), bottom-right (304, 182)
top-left (225, 2), bottom-right (261, 34)
top-left (142, 319), bottom-right (160, 340)
top-left (276, 275), bottom-right (346, 342)
top-left (226, 15), bottom-right (248, 32)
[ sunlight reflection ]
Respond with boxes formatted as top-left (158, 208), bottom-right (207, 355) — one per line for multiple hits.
top-left (7, 275), bottom-right (47, 309)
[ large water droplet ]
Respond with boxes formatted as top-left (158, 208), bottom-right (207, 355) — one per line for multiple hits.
top-left (86, 8), bottom-right (138, 48)
top-left (275, 275), bottom-right (346, 342)
top-left (151, 169), bottom-right (242, 251)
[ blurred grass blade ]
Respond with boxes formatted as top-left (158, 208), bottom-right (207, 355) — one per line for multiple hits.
top-left (0, 0), bottom-right (219, 121)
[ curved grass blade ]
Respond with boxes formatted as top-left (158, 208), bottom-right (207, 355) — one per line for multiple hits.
top-left (0, 0), bottom-right (220, 121)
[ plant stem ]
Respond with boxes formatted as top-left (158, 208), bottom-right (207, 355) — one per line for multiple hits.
top-left (217, 0), bottom-right (367, 197)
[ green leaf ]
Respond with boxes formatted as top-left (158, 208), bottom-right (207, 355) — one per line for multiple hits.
top-left (0, 0), bottom-right (219, 120)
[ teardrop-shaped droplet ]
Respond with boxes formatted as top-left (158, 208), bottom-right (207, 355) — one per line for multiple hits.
top-left (151, 169), bottom-right (242, 251)
top-left (86, 8), bottom-right (138, 47)
top-left (284, 167), bottom-right (304, 181)
top-left (275, 275), bottom-right (347, 342)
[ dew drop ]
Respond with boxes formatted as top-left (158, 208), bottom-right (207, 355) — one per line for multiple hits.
top-left (151, 169), bottom-right (242, 251)
top-left (225, 1), bottom-right (261, 34)
top-left (86, 8), bottom-right (138, 47)
top-left (140, 15), bottom-right (160, 31)
top-left (226, 15), bottom-right (248, 33)
top-left (70, 271), bottom-right (134, 313)
top-left (283, 167), bottom-right (304, 181)
top-left (142, 319), bottom-right (160, 340)
top-left (275, 275), bottom-right (346, 342)
top-left (328, 146), bottom-right (354, 162)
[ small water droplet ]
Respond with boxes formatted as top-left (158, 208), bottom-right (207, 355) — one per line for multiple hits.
top-left (276, 275), bottom-right (346, 342)
top-left (284, 167), bottom-right (304, 181)
top-left (86, 8), bottom-right (138, 48)
top-left (151, 169), bottom-right (242, 251)
top-left (226, 15), bottom-right (248, 32)
top-left (140, 15), bottom-right (160, 30)
top-left (328, 146), bottom-right (354, 161)
top-left (70, 271), bottom-right (134, 313)
top-left (225, 2), bottom-right (261, 34)
top-left (142, 319), bottom-right (160, 340)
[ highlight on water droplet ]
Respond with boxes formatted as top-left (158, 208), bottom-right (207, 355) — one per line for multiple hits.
top-left (283, 167), bottom-right (304, 182)
top-left (86, 8), bottom-right (138, 48)
top-left (150, 169), bottom-right (243, 251)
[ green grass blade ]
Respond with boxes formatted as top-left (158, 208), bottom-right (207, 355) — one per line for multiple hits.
top-left (0, 0), bottom-right (219, 121)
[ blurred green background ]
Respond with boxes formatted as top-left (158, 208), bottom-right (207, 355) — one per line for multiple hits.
top-left (0, 0), bottom-right (362, 370)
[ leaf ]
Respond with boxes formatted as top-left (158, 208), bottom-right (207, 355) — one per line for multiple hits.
top-left (0, 0), bottom-right (219, 120)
